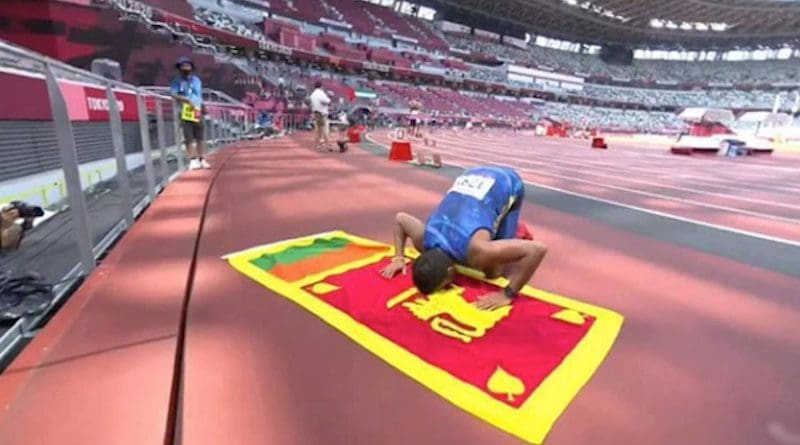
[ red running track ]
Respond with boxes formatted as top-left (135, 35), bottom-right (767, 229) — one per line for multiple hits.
top-left (370, 130), bottom-right (800, 243)
top-left (0, 133), bottom-right (798, 445)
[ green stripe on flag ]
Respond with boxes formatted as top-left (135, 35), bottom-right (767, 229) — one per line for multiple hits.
top-left (251, 237), bottom-right (351, 271)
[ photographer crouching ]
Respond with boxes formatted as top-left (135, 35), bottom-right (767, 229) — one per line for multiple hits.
top-left (0, 201), bottom-right (53, 322)
top-left (331, 106), bottom-right (351, 153)
top-left (1, 202), bottom-right (44, 252)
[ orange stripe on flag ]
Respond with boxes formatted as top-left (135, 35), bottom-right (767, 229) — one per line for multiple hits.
top-left (269, 243), bottom-right (388, 282)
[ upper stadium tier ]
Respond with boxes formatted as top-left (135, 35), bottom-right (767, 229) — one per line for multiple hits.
top-left (1, 0), bottom-right (798, 134)
top-left (425, 0), bottom-right (800, 48)
top-left (143, 0), bottom-right (800, 86)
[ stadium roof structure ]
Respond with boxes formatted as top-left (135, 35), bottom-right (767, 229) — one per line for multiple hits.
top-left (427, 0), bottom-right (800, 49)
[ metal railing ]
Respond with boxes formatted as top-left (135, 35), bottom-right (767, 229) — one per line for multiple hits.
top-left (0, 38), bottom-right (252, 367)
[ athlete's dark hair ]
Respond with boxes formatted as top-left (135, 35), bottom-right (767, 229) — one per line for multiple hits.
top-left (412, 248), bottom-right (452, 294)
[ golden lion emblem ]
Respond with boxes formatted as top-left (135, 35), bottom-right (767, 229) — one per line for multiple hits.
top-left (399, 286), bottom-right (512, 343)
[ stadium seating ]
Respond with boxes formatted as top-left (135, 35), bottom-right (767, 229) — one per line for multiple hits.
top-left (318, 34), bottom-right (366, 60)
top-left (444, 32), bottom-right (799, 86)
top-left (144, 0), bottom-right (194, 17)
top-left (190, 4), bottom-right (788, 116)
top-left (6, 0), bottom-right (792, 136)
top-left (368, 47), bottom-right (412, 68)
top-left (325, 0), bottom-right (381, 36)
top-left (533, 103), bottom-right (686, 133)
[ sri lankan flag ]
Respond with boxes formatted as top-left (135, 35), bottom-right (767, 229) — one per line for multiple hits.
top-left (223, 231), bottom-right (623, 444)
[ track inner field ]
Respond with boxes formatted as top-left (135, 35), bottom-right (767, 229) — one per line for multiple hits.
top-left (2, 133), bottom-right (798, 445)
top-left (178, 133), bottom-right (800, 445)
top-left (370, 130), bottom-right (800, 243)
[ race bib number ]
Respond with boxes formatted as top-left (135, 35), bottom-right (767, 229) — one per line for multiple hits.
top-left (450, 174), bottom-right (495, 200)
top-left (181, 103), bottom-right (201, 122)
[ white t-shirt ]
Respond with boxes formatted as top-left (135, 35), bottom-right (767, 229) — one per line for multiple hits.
top-left (309, 88), bottom-right (331, 115)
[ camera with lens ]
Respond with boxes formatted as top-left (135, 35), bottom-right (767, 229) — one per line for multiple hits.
top-left (8, 201), bottom-right (44, 218)
top-left (3, 201), bottom-right (44, 230)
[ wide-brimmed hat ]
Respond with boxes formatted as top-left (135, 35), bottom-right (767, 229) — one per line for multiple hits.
top-left (175, 57), bottom-right (195, 70)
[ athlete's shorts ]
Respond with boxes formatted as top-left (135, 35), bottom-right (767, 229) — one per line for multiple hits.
top-left (495, 183), bottom-right (524, 240)
top-left (424, 167), bottom-right (525, 263)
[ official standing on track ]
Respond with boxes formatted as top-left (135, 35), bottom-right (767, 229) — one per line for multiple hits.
top-left (171, 57), bottom-right (209, 170)
top-left (309, 81), bottom-right (332, 151)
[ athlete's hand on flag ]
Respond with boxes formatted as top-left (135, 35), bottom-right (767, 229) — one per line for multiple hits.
top-left (380, 257), bottom-right (407, 278)
top-left (474, 291), bottom-right (512, 311)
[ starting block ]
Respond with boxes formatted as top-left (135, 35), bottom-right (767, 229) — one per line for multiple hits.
top-left (389, 141), bottom-right (413, 161)
top-left (411, 148), bottom-right (442, 168)
top-left (347, 125), bottom-right (367, 143)
top-left (591, 137), bottom-right (608, 149)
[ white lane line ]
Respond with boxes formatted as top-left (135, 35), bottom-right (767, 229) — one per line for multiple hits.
top-left (433, 134), bottom-right (800, 211)
top-left (365, 133), bottom-right (800, 247)
top-left (503, 148), bottom-right (800, 195)
top-left (435, 131), bottom-right (800, 199)
top-left (469, 132), bottom-right (800, 174)
top-left (441, 132), bottom-right (800, 187)
top-left (636, 151), bottom-right (800, 173)
top-left (768, 422), bottom-right (800, 445)
top-left (424, 137), bottom-right (800, 224)
top-left (445, 131), bottom-right (800, 178)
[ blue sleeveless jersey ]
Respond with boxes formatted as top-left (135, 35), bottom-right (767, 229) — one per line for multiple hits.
top-left (423, 166), bottom-right (523, 263)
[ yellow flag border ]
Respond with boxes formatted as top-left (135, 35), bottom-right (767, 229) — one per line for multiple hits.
top-left (223, 231), bottom-right (624, 444)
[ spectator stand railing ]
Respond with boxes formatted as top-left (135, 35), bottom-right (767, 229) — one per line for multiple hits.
top-left (0, 38), bottom-right (244, 368)
top-left (140, 86), bottom-right (258, 143)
